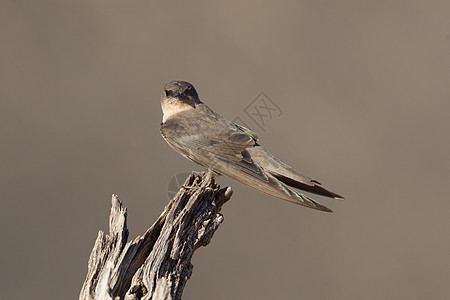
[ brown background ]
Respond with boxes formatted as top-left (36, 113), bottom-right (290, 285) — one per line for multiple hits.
top-left (1, 1), bottom-right (449, 299)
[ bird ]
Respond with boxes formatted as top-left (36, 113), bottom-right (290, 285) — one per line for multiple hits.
top-left (160, 80), bottom-right (344, 212)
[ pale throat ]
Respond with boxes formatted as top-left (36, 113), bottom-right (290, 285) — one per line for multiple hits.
top-left (161, 101), bottom-right (194, 122)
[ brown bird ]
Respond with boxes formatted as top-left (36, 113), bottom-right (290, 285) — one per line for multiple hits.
top-left (160, 80), bottom-right (344, 212)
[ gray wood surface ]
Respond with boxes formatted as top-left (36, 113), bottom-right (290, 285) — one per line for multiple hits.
top-left (80, 172), bottom-right (232, 300)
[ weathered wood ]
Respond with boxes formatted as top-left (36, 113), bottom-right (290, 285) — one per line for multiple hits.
top-left (80, 171), bottom-right (232, 300)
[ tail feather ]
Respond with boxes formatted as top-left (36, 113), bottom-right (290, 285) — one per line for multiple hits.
top-left (222, 166), bottom-right (334, 212)
top-left (271, 173), bottom-right (344, 200)
top-left (248, 146), bottom-right (344, 200)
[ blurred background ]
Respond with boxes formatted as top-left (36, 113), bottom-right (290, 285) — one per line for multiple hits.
top-left (1, 1), bottom-right (449, 299)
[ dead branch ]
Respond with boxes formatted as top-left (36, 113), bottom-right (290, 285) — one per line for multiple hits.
top-left (80, 171), bottom-right (232, 300)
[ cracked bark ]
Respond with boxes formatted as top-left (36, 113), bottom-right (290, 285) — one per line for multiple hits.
top-left (80, 171), bottom-right (233, 300)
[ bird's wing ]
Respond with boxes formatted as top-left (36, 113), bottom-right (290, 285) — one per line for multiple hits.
top-left (177, 128), bottom-right (269, 181)
top-left (235, 124), bottom-right (259, 141)
top-left (183, 126), bottom-right (332, 212)
top-left (161, 107), bottom-right (334, 212)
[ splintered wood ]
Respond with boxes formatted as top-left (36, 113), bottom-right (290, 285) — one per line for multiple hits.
top-left (80, 172), bottom-right (232, 300)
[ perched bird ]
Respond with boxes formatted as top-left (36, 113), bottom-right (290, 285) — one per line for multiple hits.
top-left (160, 80), bottom-right (344, 212)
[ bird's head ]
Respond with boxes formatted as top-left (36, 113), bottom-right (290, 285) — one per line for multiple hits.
top-left (161, 80), bottom-right (200, 107)
top-left (161, 81), bottom-right (201, 122)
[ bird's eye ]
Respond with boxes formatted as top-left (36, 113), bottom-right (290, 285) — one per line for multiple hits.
top-left (165, 90), bottom-right (172, 97)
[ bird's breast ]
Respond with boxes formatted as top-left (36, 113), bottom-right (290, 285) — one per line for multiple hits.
top-left (161, 101), bottom-right (194, 122)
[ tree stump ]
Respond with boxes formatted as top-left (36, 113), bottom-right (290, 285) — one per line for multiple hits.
top-left (80, 171), bottom-right (233, 300)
